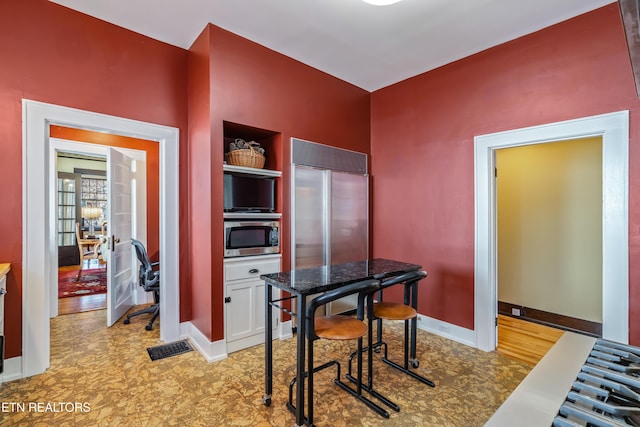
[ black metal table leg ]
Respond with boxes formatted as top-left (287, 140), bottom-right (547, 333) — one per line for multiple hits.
top-left (263, 282), bottom-right (273, 406)
top-left (410, 281), bottom-right (418, 363)
top-left (295, 294), bottom-right (307, 427)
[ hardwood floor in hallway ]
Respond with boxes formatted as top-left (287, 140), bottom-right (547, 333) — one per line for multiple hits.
top-left (58, 293), bottom-right (107, 315)
top-left (495, 314), bottom-right (565, 366)
top-left (58, 261), bottom-right (107, 315)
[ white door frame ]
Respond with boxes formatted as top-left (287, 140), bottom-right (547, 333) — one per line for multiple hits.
top-left (22, 99), bottom-right (180, 378)
top-left (474, 111), bottom-right (629, 352)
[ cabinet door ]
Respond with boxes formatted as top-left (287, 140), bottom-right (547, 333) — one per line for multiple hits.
top-left (226, 280), bottom-right (256, 342)
top-left (225, 278), bottom-right (277, 342)
top-left (254, 280), bottom-right (269, 335)
top-left (224, 255), bottom-right (281, 351)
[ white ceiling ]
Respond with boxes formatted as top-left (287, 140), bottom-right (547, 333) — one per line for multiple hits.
top-left (50, 0), bottom-right (615, 91)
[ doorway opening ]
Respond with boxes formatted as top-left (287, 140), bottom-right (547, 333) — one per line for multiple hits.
top-left (474, 111), bottom-right (629, 352)
top-left (56, 150), bottom-right (109, 315)
top-left (496, 137), bottom-right (603, 337)
top-left (22, 100), bottom-right (180, 379)
top-left (52, 139), bottom-right (150, 321)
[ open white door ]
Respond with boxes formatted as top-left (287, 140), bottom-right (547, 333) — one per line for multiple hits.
top-left (107, 147), bottom-right (134, 326)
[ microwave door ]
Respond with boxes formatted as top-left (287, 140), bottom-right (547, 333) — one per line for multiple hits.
top-left (224, 222), bottom-right (279, 257)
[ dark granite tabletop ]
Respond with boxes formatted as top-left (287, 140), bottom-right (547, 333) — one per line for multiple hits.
top-left (260, 258), bottom-right (421, 295)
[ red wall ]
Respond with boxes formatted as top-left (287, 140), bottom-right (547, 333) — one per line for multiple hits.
top-left (4, 1), bottom-right (637, 358)
top-left (186, 26), bottom-right (215, 340)
top-left (0, 0), bottom-right (189, 358)
top-left (49, 126), bottom-right (161, 259)
top-left (371, 4), bottom-right (640, 343)
top-left (188, 25), bottom-right (371, 341)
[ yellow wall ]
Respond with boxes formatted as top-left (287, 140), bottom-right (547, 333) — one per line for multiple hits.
top-left (496, 137), bottom-right (602, 322)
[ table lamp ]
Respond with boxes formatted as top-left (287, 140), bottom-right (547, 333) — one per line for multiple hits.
top-left (82, 206), bottom-right (103, 237)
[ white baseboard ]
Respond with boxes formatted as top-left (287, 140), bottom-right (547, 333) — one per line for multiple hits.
top-left (415, 314), bottom-right (477, 349)
top-left (180, 321), bottom-right (227, 363)
top-left (2, 357), bottom-right (23, 383)
top-left (278, 320), bottom-right (293, 340)
top-left (180, 319), bottom-right (294, 363)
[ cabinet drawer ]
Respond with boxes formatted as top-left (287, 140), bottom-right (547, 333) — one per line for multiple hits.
top-left (224, 257), bottom-right (280, 282)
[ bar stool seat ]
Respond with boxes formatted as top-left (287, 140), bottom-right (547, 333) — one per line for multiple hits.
top-left (315, 316), bottom-right (368, 340)
top-left (374, 302), bottom-right (416, 321)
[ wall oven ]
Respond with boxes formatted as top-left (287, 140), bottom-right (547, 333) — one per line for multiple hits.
top-left (224, 220), bottom-right (280, 258)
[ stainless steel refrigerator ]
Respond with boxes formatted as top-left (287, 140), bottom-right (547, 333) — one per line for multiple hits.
top-left (291, 138), bottom-right (369, 315)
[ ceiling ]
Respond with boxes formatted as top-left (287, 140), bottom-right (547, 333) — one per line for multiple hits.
top-left (50, 0), bottom-right (615, 91)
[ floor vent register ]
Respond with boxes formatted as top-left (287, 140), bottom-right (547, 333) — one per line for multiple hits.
top-left (147, 340), bottom-right (193, 361)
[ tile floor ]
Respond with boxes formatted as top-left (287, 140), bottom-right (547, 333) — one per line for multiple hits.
top-left (0, 308), bottom-right (531, 426)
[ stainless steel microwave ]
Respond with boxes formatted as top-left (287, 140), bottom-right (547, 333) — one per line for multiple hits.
top-left (224, 220), bottom-right (280, 257)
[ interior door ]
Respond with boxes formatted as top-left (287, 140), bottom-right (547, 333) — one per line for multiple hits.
top-left (106, 148), bottom-right (134, 326)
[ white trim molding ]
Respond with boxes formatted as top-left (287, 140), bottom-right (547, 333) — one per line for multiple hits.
top-left (22, 99), bottom-right (180, 378)
top-left (474, 111), bottom-right (629, 352)
top-left (179, 319), bottom-right (293, 363)
top-left (180, 321), bottom-right (228, 363)
top-left (1, 357), bottom-right (23, 383)
top-left (416, 314), bottom-right (476, 348)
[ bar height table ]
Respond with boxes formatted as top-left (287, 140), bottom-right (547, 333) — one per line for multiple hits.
top-left (261, 258), bottom-right (422, 427)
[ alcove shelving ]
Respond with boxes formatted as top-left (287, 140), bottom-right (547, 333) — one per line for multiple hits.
top-left (223, 121), bottom-right (282, 172)
top-left (222, 164), bottom-right (281, 178)
top-left (222, 120), bottom-right (283, 217)
top-left (221, 121), bottom-right (284, 352)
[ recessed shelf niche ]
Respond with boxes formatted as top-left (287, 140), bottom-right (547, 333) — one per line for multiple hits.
top-left (223, 121), bottom-right (281, 172)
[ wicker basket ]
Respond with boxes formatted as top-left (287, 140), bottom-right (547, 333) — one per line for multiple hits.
top-left (227, 147), bottom-right (266, 169)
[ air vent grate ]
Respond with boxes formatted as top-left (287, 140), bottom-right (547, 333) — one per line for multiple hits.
top-left (146, 340), bottom-right (193, 361)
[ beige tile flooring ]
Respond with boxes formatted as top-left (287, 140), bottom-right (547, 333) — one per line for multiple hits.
top-left (0, 308), bottom-right (531, 426)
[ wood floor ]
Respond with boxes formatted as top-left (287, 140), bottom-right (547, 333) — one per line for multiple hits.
top-left (58, 262), bottom-right (107, 315)
top-left (58, 293), bottom-right (107, 315)
top-left (495, 314), bottom-right (565, 366)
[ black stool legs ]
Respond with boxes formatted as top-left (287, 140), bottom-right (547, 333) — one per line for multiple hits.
top-left (345, 311), bottom-right (401, 412)
top-left (347, 272), bottom-right (436, 398)
top-left (286, 280), bottom-right (389, 426)
top-left (376, 280), bottom-right (435, 387)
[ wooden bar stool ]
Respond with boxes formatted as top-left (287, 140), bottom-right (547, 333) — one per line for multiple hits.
top-left (347, 270), bottom-right (434, 400)
top-left (376, 270), bottom-right (434, 386)
top-left (286, 279), bottom-right (388, 427)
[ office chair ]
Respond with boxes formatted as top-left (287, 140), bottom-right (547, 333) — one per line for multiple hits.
top-left (124, 239), bottom-right (160, 331)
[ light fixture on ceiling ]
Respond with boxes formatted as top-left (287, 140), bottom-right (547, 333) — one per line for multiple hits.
top-left (362, 0), bottom-right (403, 5)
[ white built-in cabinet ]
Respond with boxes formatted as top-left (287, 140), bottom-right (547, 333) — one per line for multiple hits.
top-left (224, 254), bottom-right (281, 353)
top-left (222, 122), bottom-right (283, 352)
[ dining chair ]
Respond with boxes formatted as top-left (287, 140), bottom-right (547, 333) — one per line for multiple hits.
top-left (286, 279), bottom-right (388, 426)
top-left (75, 222), bottom-right (100, 281)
